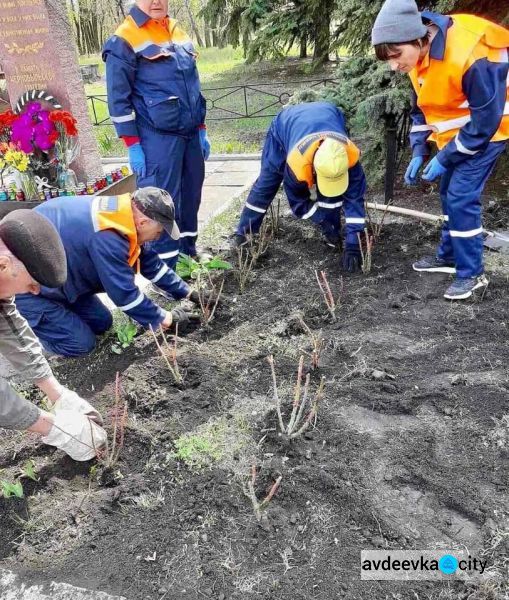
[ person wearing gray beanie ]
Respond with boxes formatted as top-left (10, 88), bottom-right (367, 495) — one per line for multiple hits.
top-left (372, 4), bottom-right (509, 301)
top-left (371, 0), bottom-right (427, 46)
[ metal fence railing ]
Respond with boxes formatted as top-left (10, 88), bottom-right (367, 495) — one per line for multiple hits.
top-left (87, 79), bottom-right (339, 126)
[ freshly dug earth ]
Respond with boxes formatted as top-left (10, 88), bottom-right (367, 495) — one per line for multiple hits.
top-left (0, 184), bottom-right (508, 600)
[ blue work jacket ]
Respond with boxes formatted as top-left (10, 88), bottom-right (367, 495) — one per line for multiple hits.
top-left (31, 196), bottom-right (190, 330)
top-left (102, 5), bottom-right (206, 137)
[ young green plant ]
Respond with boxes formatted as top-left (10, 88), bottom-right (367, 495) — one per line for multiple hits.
top-left (112, 321), bottom-right (137, 354)
top-left (176, 253), bottom-right (231, 280)
top-left (19, 459), bottom-right (38, 482)
top-left (267, 355), bottom-right (325, 439)
top-left (1, 480), bottom-right (24, 498)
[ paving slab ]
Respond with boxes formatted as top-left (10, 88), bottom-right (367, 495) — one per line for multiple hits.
top-left (0, 569), bottom-right (125, 600)
top-left (205, 170), bottom-right (257, 186)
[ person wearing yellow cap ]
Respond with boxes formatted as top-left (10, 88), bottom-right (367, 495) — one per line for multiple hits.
top-left (232, 102), bottom-right (367, 272)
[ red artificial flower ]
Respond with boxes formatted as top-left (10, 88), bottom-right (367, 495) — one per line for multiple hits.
top-left (48, 131), bottom-right (60, 145)
top-left (49, 110), bottom-right (78, 137)
top-left (0, 110), bottom-right (18, 134)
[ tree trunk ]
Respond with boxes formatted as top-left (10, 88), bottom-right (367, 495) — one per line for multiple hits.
top-left (199, 0), bottom-right (212, 48)
top-left (312, 0), bottom-right (330, 65)
top-left (183, 0), bottom-right (205, 46)
top-left (299, 34), bottom-right (307, 58)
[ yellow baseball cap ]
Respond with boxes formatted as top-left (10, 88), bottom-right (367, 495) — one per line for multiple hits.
top-left (313, 138), bottom-right (349, 197)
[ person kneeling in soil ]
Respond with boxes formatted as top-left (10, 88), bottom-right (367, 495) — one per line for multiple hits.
top-left (15, 188), bottom-right (203, 358)
top-left (232, 101), bottom-right (367, 272)
top-left (372, 0), bottom-right (509, 300)
top-left (0, 210), bottom-right (106, 461)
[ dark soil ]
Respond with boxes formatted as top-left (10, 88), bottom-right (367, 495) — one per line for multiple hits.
top-left (1, 182), bottom-right (508, 600)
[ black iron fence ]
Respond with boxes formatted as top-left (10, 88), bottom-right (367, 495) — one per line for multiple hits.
top-left (87, 78), bottom-right (339, 126)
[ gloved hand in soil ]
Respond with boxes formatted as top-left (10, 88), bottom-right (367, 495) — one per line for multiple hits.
top-left (342, 233), bottom-right (362, 273)
top-left (404, 156), bottom-right (425, 185)
top-left (51, 387), bottom-right (103, 425)
top-left (41, 410), bottom-right (107, 461)
top-left (188, 289), bottom-right (220, 308)
top-left (161, 307), bottom-right (198, 332)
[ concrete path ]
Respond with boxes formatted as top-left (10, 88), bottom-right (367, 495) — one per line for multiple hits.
top-left (0, 569), bottom-right (125, 600)
top-left (102, 155), bottom-right (261, 228)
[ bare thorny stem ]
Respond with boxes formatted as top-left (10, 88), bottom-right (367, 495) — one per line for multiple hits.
top-left (149, 325), bottom-right (183, 384)
top-left (366, 199), bottom-right (392, 242)
top-left (196, 271), bottom-right (224, 325)
top-left (236, 219), bottom-right (274, 293)
top-left (244, 464), bottom-right (283, 521)
top-left (298, 316), bottom-right (323, 370)
top-left (267, 355), bottom-right (325, 439)
top-left (315, 270), bottom-right (342, 321)
top-left (357, 228), bottom-right (373, 275)
top-left (97, 371), bottom-right (128, 468)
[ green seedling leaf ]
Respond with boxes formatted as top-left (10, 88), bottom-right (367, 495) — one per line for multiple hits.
top-left (176, 254), bottom-right (200, 279)
top-left (203, 258), bottom-right (232, 271)
top-left (1, 480), bottom-right (24, 498)
top-left (115, 321), bottom-right (137, 349)
top-left (20, 460), bottom-right (38, 482)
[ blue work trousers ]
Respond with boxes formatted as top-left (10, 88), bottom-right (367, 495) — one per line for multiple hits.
top-left (436, 141), bottom-right (506, 278)
top-left (15, 293), bottom-right (113, 357)
top-left (137, 126), bottom-right (205, 268)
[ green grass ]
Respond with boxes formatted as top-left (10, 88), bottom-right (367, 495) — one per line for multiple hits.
top-left (82, 46), bottom-right (338, 156)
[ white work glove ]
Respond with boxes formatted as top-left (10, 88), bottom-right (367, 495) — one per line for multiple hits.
top-left (41, 410), bottom-right (107, 461)
top-left (52, 388), bottom-right (103, 425)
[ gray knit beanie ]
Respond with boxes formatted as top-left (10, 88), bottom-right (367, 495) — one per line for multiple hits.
top-left (371, 0), bottom-right (427, 45)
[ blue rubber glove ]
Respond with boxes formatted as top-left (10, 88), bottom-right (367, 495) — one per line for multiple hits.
top-left (422, 156), bottom-right (447, 182)
top-left (199, 128), bottom-right (211, 161)
top-left (128, 143), bottom-right (146, 178)
top-left (404, 156), bottom-right (425, 185)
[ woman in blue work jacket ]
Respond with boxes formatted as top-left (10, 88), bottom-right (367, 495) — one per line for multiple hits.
top-left (103, 0), bottom-right (211, 268)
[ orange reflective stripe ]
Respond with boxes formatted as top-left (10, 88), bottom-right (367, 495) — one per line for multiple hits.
top-left (286, 133), bottom-right (360, 189)
top-left (115, 14), bottom-right (191, 54)
top-left (410, 14), bottom-right (509, 149)
top-left (92, 194), bottom-right (140, 267)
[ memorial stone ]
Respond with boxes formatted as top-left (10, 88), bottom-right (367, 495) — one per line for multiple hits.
top-left (0, 0), bottom-right (102, 182)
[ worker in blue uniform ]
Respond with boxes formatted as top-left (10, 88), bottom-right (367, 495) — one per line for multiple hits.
top-left (372, 0), bottom-right (509, 299)
top-left (15, 188), bottom-right (201, 357)
top-left (232, 102), bottom-right (367, 272)
top-left (103, 0), bottom-right (210, 269)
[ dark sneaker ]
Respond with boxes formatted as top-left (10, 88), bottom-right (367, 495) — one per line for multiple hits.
top-left (413, 255), bottom-right (456, 274)
top-left (443, 275), bottom-right (489, 300)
